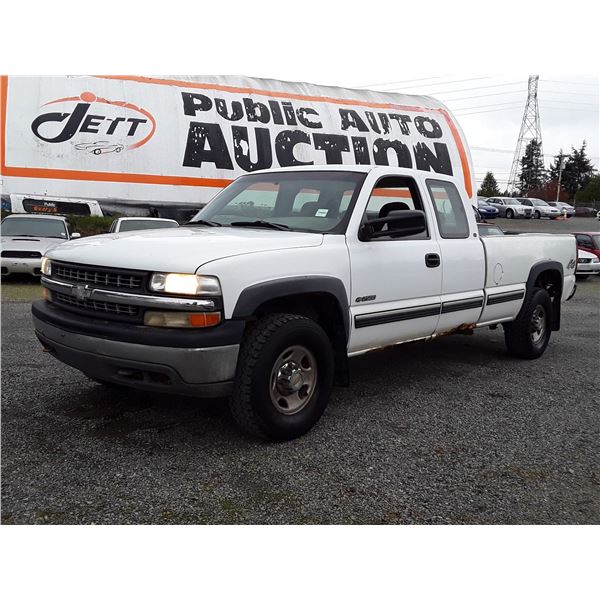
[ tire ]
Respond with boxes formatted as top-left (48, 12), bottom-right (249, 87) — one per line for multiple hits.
top-left (506, 209), bottom-right (514, 219)
top-left (230, 313), bottom-right (335, 441)
top-left (534, 210), bottom-right (541, 219)
top-left (503, 288), bottom-right (552, 359)
top-left (93, 148), bottom-right (101, 155)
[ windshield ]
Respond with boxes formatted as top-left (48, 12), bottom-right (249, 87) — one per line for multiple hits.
top-left (593, 235), bottom-right (600, 247)
top-left (190, 171), bottom-right (367, 233)
top-left (506, 199), bottom-right (522, 205)
top-left (118, 220), bottom-right (179, 232)
top-left (1, 217), bottom-right (68, 238)
top-left (530, 199), bottom-right (548, 206)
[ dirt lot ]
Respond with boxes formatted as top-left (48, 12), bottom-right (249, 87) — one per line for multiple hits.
top-left (1, 217), bottom-right (599, 524)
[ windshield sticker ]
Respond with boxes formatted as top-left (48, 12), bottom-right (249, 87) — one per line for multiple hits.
top-left (315, 208), bottom-right (329, 217)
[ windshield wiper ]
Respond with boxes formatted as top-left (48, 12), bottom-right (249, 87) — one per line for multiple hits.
top-left (182, 220), bottom-right (222, 227)
top-left (230, 220), bottom-right (290, 231)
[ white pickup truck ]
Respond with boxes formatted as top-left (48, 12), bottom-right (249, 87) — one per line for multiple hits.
top-left (33, 165), bottom-right (577, 440)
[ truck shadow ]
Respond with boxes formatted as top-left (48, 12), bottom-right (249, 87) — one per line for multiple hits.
top-left (60, 330), bottom-right (511, 444)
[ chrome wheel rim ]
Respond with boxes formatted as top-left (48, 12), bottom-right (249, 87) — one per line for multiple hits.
top-left (269, 345), bottom-right (318, 415)
top-left (530, 305), bottom-right (546, 345)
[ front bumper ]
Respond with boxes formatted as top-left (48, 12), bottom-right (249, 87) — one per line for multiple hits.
top-left (1, 257), bottom-right (42, 276)
top-left (32, 300), bottom-right (243, 397)
top-left (576, 262), bottom-right (600, 274)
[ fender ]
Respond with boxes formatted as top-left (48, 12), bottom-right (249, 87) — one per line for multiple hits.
top-left (522, 260), bottom-right (564, 331)
top-left (232, 275), bottom-right (350, 339)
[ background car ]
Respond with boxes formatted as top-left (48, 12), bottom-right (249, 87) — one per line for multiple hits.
top-left (485, 197), bottom-right (533, 219)
top-left (477, 223), bottom-right (505, 236)
top-left (1, 214), bottom-right (79, 277)
top-left (74, 141), bottom-right (125, 155)
top-left (574, 232), bottom-right (600, 260)
top-left (108, 217), bottom-right (180, 233)
top-left (547, 201), bottom-right (575, 218)
top-left (575, 206), bottom-right (597, 217)
top-left (476, 199), bottom-right (499, 219)
top-left (520, 198), bottom-right (561, 219)
top-left (576, 248), bottom-right (600, 279)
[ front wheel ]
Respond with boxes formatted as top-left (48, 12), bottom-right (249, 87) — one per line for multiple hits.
top-left (503, 288), bottom-right (552, 359)
top-left (506, 209), bottom-right (514, 219)
top-left (534, 210), bottom-right (541, 219)
top-left (230, 313), bottom-right (334, 441)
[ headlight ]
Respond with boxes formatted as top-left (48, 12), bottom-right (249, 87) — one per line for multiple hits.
top-left (593, 258), bottom-right (600, 263)
top-left (149, 273), bottom-right (221, 296)
top-left (41, 257), bottom-right (52, 276)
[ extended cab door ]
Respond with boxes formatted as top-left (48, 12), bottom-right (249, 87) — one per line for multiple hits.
top-left (423, 177), bottom-right (486, 334)
top-left (346, 171), bottom-right (442, 354)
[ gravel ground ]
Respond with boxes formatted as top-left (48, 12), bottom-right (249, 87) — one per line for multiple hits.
top-left (1, 220), bottom-right (599, 525)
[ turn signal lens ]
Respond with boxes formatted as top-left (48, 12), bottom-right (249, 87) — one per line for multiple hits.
top-left (144, 311), bottom-right (222, 328)
top-left (41, 257), bottom-right (52, 276)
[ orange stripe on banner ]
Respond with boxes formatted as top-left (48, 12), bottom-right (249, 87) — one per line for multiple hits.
top-left (0, 75), bottom-right (7, 173)
top-left (1, 75), bottom-right (473, 197)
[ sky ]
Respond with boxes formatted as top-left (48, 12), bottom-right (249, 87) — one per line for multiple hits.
top-left (335, 75), bottom-right (599, 192)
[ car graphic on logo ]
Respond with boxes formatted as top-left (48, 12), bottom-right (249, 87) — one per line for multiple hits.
top-left (74, 141), bottom-right (124, 155)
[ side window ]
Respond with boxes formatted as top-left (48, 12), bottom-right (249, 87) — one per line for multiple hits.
top-left (362, 176), bottom-right (428, 241)
top-left (426, 180), bottom-right (470, 239)
top-left (576, 235), bottom-right (592, 248)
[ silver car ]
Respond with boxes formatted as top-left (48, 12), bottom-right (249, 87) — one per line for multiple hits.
top-left (1, 214), bottom-right (79, 277)
top-left (547, 201), bottom-right (575, 218)
top-left (520, 198), bottom-right (561, 220)
top-left (485, 197), bottom-right (533, 219)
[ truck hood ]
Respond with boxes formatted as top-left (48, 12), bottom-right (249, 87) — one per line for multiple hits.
top-left (45, 227), bottom-right (324, 272)
top-left (1, 236), bottom-right (68, 255)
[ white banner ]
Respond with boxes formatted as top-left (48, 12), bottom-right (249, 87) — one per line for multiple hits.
top-left (1, 76), bottom-right (474, 206)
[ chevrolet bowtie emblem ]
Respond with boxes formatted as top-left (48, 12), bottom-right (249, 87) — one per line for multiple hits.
top-left (74, 284), bottom-right (93, 300)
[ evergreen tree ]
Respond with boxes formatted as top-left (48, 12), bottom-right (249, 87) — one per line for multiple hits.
top-left (575, 175), bottom-right (600, 207)
top-left (477, 171), bottom-right (500, 197)
top-left (518, 139), bottom-right (546, 195)
top-left (561, 142), bottom-right (596, 198)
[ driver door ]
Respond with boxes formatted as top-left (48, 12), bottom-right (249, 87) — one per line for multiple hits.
top-left (346, 174), bottom-right (442, 354)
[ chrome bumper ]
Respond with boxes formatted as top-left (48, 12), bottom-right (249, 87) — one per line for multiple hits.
top-left (33, 314), bottom-right (239, 397)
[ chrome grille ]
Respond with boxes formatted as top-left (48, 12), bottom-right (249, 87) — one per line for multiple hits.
top-left (53, 263), bottom-right (143, 290)
top-left (53, 291), bottom-right (139, 317)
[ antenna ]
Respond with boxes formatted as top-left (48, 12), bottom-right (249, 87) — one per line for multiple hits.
top-left (506, 76), bottom-right (544, 194)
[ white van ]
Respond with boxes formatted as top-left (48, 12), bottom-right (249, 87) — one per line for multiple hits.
top-left (8, 195), bottom-right (103, 217)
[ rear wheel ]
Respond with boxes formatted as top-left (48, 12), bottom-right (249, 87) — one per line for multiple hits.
top-left (506, 209), bottom-right (514, 219)
top-left (231, 313), bottom-right (334, 441)
top-left (504, 288), bottom-right (552, 359)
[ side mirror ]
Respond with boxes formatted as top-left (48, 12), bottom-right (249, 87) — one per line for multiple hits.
top-left (71, 232), bottom-right (81, 239)
top-left (360, 210), bottom-right (427, 241)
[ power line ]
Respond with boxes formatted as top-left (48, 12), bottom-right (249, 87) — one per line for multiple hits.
top-left (452, 101), bottom-right (524, 112)
top-left (384, 81), bottom-right (525, 95)
top-left (442, 89), bottom-right (527, 103)
top-left (379, 77), bottom-right (492, 91)
top-left (541, 79), bottom-right (598, 87)
top-left (355, 76), bottom-right (441, 89)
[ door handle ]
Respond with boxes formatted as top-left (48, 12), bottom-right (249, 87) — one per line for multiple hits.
top-left (425, 253), bottom-right (440, 268)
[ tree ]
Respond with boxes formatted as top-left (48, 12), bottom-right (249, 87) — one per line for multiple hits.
top-left (575, 175), bottom-right (600, 207)
top-left (549, 142), bottom-right (596, 199)
top-left (477, 171), bottom-right (500, 197)
top-left (518, 139), bottom-right (546, 195)
top-left (528, 181), bottom-right (569, 202)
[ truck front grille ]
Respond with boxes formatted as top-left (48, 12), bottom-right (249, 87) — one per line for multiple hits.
top-left (53, 262), bottom-right (144, 290)
top-left (2, 250), bottom-right (42, 258)
top-left (53, 291), bottom-right (139, 317)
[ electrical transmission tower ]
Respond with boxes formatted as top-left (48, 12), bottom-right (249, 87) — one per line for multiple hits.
top-left (506, 75), bottom-right (544, 195)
